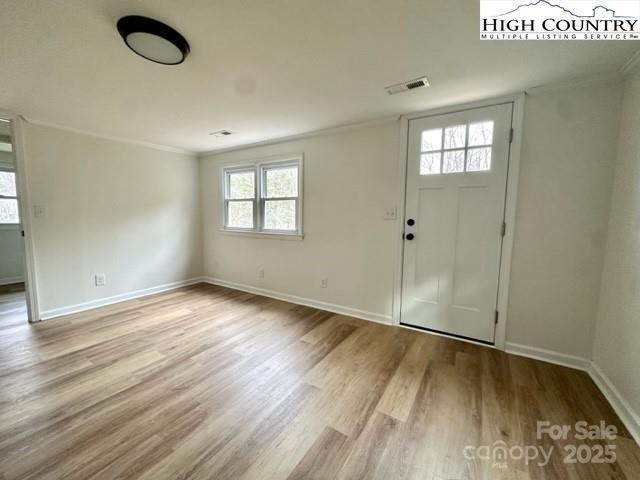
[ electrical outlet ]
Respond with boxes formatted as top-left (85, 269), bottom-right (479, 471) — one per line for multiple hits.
top-left (321, 277), bottom-right (328, 288)
top-left (95, 273), bottom-right (106, 286)
top-left (258, 267), bottom-right (264, 278)
top-left (384, 206), bottom-right (397, 220)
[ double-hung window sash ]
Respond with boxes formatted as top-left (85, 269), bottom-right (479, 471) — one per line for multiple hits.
top-left (224, 167), bottom-right (257, 230)
top-left (260, 161), bottom-right (299, 233)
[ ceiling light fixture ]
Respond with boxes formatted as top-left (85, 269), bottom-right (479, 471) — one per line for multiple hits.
top-left (117, 15), bottom-right (190, 65)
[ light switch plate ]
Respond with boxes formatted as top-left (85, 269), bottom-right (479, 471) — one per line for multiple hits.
top-left (384, 207), bottom-right (397, 220)
top-left (33, 204), bottom-right (46, 218)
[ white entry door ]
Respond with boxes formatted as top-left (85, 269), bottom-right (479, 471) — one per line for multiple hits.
top-left (400, 103), bottom-right (513, 343)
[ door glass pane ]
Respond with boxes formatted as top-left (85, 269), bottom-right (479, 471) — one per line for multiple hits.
top-left (227, 201), bottom-right (253, 228)
top-left (265, 167), bottom-right (298, 198)
top-left (421, 128), bottom-right (442, 152)
top-left (444, 125), bottom-right (466, 149)
top-left (466, 147), bottom-right (492, 172)
top-left (468, 121), bottom-right (494, 146)
top-left (443, 150), bottom-right (465, 173)
top-left (228, 171), bottom-right (255, 199)
top-left (0, 199), bottom-right (19, 224)
top-left (420, 153), bottom-right (441, 175)
top-left (0, 171), bottom-right (17, 197)
top-left (264, 199), bottom-right (296, 231)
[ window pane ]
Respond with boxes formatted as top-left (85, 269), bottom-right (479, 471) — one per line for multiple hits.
top-left (444, 125), bottom-right (466, 149)
top-left (466, 147), bottom-right (492, 172)
top-left (421, 128), bottom-right (442, 152)
top-left (0, 171), bottom-right (17, 197)
top-left (227, 201), bottom-right (253, 228)
top-left (443, 150), bottom-right (465, 173)
top-left (265, 167), bottom-right (298, 198)
top-left (264, 199), bottom-right (296, 231)
top-left (420, 153), bottom-right (440, 175)
top-left (468, 121), bottom-right (494, 146)
top-left (0, 199), bottom-right (19, 224)
top-left (228, 171), bottom-right (255, 199)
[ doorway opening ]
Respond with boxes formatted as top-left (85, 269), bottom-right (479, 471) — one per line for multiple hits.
top-left (0, 117), bottom-right (29, 327)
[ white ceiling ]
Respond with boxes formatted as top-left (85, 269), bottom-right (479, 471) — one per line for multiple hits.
top-left (0, 0), bottom-right (637, 153)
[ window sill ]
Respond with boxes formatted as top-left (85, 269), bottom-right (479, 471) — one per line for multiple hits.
top-left (219, 229), bottom-right (304, 241)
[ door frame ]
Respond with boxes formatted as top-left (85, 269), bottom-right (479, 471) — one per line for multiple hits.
top-left (0, 110), bottom-right (40, 322)
top-left (392, 94), bottom-right (525, 350)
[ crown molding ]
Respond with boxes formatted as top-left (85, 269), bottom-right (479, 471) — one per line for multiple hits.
top-left (22, 117), bottom-right (196, 156)
top-left (198, 115), bottom-right (400, 158)
top-left (525, 71), bottom-right (623, 96)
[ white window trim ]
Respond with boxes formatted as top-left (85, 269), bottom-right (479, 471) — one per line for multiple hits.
top-left (220, 154), bottom-right (304, 238)
top-left (0, 165), bottom-right (20, 229)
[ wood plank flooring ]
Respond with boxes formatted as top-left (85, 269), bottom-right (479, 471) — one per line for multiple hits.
top-left (0, 283), bottom-right (27, 331)
top-left (0, 283), bottom-right (638, 479)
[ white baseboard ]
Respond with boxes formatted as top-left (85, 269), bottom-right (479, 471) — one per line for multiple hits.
top-left (506, 341), bottom-right (639, 446)
top-left (39, 277), bottom-right (205, 320)
top-left (0, 276), bottom-right (24, 286)
top-left (588, 362), bottom-right (640, 446)
top-left (505, 342), bottom-right (592, 371)
top-left (203, 276), bottom-right (392, 325)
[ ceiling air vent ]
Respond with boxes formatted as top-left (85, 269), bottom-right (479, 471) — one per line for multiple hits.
top-left (209, 130), bottom-right (233, 138)
top-left (385, 76), bottom-right (430, 95)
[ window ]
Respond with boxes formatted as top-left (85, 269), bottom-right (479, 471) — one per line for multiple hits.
top-left (222, 156), bottom-right (302, 236)
top-left (420, 121), bottom-right (494, 175)
top-left (0, 170), bottom-right (19, 225)
top-left (225, 168), bottom-right (256, 229)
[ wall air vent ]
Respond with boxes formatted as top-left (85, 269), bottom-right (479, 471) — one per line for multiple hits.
top-left (385, 76), bottom-right (430, 95)
top-left (209, 130), bottom-right (233, 138)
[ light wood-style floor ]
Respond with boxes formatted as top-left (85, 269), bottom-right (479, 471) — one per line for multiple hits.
top-left (0, 282), bottom-right (27, 331)
top-left (0, 284), bottom-right (638, 480)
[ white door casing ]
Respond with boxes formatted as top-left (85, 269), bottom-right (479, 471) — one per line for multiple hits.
top-left (400, 103), bottom-right (513, 343)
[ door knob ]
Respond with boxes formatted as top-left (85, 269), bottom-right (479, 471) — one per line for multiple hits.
top-left (405, 233), bottom-right (415, 240)
top-left (407, 218), bottom-right (415, 226)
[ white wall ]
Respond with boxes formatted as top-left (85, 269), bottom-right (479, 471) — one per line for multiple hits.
top-left (593, 74), bottom-right (640, 426)
top-left (22, 122), bottom-right (202, 316)
top-left (0, 230), bottom-right (24, 285)
top-left (506, 84), bottom-right (622, 359)
top-left (201, 122), bottom-right (400, 321)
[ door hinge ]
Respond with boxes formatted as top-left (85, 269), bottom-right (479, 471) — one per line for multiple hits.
top-left (495, 310), bottom-right (499, 324)
top-left (501, 222), bottom-right (506, 237)
top-left (509, 127), bottom-right (514, 144)
top-left (21, 230), bottom-right (25, 238)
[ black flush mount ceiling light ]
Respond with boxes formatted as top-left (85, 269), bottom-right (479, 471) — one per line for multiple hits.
top-left (117, 15), bottom-right (190, 65)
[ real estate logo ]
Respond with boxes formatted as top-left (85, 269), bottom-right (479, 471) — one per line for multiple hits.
top-left (480, 0), bottom-right (640, 40)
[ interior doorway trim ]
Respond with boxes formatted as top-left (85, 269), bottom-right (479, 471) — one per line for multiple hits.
top-left (391, 94), bottom-right (525, 351)
top-left (0, 110), bottom-right (40, 322)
